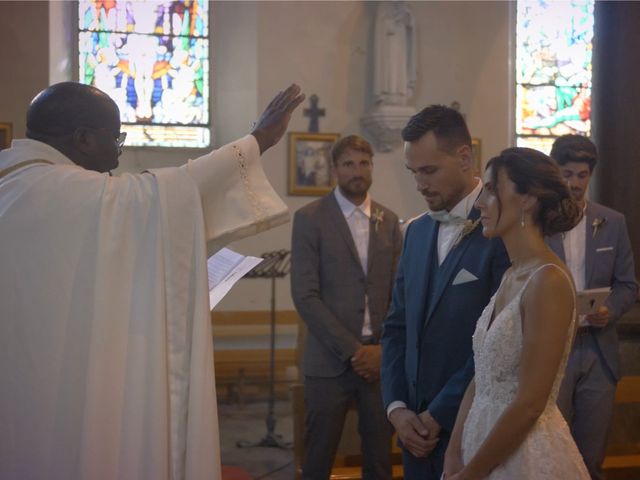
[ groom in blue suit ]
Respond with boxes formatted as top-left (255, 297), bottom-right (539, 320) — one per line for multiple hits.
top-left (381, 106), bottom-right (509, 480)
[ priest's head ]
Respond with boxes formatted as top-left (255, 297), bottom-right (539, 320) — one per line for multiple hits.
top-left (26, 82), bottom-right (125, 173)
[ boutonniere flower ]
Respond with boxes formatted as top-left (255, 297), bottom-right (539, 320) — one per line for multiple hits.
top-left (592, 217), bottom-right (607, 239)
top-left (452, 218), bottom-right (481, 250)
top-left (372, 208), bottom-right (385, 232)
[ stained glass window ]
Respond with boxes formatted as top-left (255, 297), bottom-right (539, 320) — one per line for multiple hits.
top-left (78, 0), bottom-right (210, 148)
top-left (515, 0), bottom-right (594, 154)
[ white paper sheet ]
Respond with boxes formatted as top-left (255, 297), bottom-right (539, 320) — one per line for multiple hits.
top-left (207, 248), bottom-right (263, 309)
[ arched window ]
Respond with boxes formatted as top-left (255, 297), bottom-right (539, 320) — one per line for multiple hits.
top-left (515, 0), bottom-right (594, 153)
top-left (78, 1), bottom-right (210, 148)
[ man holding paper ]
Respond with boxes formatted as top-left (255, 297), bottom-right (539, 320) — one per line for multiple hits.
top-left (0, 82), bottom-right (304, 480)
top-left (547, 134), bottom-right (638, 480)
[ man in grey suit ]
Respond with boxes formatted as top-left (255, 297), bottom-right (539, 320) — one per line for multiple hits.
top-left (291, 135), bottom-right (402, 480)
top-left (548, 134), bottom-right (638, 480)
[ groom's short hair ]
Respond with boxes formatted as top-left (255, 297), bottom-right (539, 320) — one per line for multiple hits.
top-left (402, 105), bottom-right (472, 154)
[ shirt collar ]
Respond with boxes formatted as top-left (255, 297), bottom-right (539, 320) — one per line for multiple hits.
top-left (430, 178), bottom-right (482, 221)
top-left (334, 187), bottom-right (371, 218)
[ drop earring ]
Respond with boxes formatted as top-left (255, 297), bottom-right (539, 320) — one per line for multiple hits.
top-left (520, 209), bottom-right (525, 228)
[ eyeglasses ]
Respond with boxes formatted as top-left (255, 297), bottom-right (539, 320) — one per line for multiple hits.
top-left (85, 127), bottom-right (126, 155)
top-left (28, 127), bottom-right (127, 155)
top-left (115, 131), bottom-right (127, 154)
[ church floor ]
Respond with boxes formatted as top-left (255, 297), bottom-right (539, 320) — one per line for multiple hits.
top-left (219, 399), bottom-right (295, 480)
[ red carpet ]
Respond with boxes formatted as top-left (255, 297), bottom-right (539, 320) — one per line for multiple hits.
top-left (221, 465), bottom-right (252, 480)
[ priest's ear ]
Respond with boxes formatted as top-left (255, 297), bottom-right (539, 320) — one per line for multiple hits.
top-left (72, 127), bottom-right (99, 156)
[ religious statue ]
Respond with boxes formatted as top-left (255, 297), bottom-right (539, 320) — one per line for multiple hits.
top-left (373, 2), bottom-right (417, 107)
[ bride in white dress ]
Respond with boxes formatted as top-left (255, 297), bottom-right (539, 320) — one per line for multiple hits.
top-left (443, 148), bottom-right (590, 479)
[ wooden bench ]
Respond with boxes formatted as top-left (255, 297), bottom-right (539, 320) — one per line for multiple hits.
top-left (214, 348), bottom-right (297, 403)
top-left (212, 310), bottom-right (300, 403)
top-left (603, 376), bottom-right (640, 480)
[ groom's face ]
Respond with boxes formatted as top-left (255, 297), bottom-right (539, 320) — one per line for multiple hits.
top-left (404, 131), bottom-right (469, 212)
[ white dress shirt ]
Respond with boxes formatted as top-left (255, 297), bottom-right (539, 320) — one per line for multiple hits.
top-left (563, 203), bottom-right (588, 325)
top-left (434, 179), bottom-right (483, 265)
top-left (334, 187), bottom-right (373, 337)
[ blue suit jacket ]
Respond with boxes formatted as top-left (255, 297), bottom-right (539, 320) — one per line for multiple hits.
top-left (381, 208), bottom-right (509, 433)
top-left (547, 202), bottom-right (638, 380)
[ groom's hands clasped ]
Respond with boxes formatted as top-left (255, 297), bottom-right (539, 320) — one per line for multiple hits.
top-left (389, 407), bottom-right (440, 458)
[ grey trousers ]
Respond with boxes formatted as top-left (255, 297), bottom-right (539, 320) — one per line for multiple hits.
top-left (557, 333), bottom-right (617, 480)
top-left (302, 369), bottom-right (392, 480)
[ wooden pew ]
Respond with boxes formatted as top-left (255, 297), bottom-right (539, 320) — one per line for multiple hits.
top-left (603, 376), bottom-right (640, 480)
top-left (212, 310), bottom-right (300, 403)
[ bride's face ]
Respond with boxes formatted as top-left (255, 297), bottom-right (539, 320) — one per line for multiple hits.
top-left (475, 165), bottom-right (523, 238)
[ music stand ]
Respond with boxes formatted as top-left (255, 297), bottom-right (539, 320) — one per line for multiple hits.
top-left (237, 250), bottom-right (292, 449)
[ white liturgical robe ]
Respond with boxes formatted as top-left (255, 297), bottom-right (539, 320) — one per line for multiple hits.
top-left (0, 136), bottom-right (288, 480)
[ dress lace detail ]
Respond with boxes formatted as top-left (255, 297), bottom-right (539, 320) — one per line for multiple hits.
top-left (461, 264), bottom-right (589, 479)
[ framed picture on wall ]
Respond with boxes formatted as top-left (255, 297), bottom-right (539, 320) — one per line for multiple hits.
top-left (0, 122), bottom-right (12, 150)
top-left (288, 132), bottom-right (340, 196)
top-left (472, 137), bottom-right (482, 175)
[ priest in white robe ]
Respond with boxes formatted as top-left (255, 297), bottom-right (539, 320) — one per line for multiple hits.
top-left (0, 82), bottom-right (304, 480)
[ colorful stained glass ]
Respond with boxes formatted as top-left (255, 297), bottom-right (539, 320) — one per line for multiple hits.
top-left (516, 136), bottom-right (555, 155)
top-left (516, 0), bottom-right (594, 149)
top-left (78, 0), bottom-right (210, 148)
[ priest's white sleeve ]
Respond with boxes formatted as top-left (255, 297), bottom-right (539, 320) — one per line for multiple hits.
top-left (183, 134), bottom-right (289, 254)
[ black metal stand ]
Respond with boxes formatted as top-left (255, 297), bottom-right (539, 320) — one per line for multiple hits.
top-left (237, 250), bottom-right (292, 449)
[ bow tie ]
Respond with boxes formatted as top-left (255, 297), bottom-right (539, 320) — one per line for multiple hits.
top-left (428, 210), bottom-right (467, 225)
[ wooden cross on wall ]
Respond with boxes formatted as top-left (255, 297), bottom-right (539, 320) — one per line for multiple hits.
top-left (303, 94), bottom-right (325, 133)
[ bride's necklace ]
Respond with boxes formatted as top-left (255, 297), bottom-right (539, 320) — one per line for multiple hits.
top-left (510, 254), bottom-right (545, 276)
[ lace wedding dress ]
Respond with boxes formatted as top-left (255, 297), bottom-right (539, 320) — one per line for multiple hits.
top-left (461, 264), bottom-right (589, 479)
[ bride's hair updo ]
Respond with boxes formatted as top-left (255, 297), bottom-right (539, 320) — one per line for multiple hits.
top-left (486, 147), bottom-right (581, 237)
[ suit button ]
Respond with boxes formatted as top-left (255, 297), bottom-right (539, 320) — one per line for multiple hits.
top-left (358, 308), bottom-right (365, 313)
top-left (412, 381), bottom-right (417, 387)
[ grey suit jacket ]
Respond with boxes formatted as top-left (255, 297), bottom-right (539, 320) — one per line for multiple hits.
top-left (547, 202), bottom-right (638, 380)
top-left (291, 192), bottom-right (402, 377)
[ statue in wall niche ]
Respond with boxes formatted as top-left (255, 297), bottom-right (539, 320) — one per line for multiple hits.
top-left (373, 1), bottom-right (417, 107)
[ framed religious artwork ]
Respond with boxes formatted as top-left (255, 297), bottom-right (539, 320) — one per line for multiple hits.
top-left (472, 138), bottom-right (482, 175)
top-left (288, 132), bottom-right (340, 196)
top-left (0, 122), bottom-right (12, 150)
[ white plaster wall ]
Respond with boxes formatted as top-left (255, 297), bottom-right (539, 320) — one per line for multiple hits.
top-left (218, 0), bottom-right (511, 311)
top-left (0, 1), bottom-right (50, 140)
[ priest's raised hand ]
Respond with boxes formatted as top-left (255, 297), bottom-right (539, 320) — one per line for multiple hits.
top-left (251, 83), bottom-right (305, 154)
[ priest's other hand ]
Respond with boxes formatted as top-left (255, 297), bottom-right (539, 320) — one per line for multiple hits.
top-left (252, 84), bottom-right (305, 154)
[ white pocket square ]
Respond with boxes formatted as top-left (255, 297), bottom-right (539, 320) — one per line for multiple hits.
top-left (596, 246), bottom-right (614, 253)
top-left (452, 268), bottom-right (479, 286)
